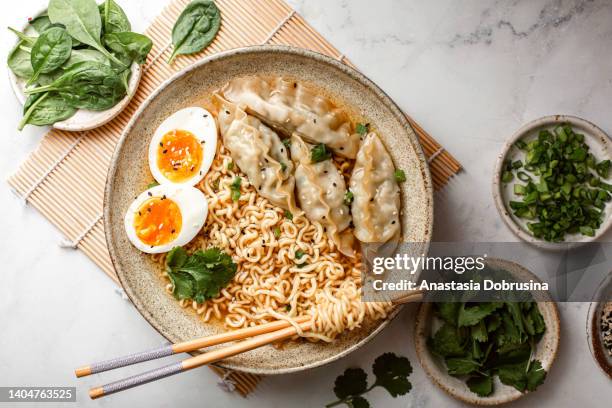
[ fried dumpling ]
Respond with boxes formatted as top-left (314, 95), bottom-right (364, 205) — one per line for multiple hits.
top-left (349, 133), bottom-right (401, 243)
top-left (221, 76), bottom-right (362, 159)
top-left (289, 134), bottom-right (354, 257)
top-left (213, 94), bottom-right (299, 213)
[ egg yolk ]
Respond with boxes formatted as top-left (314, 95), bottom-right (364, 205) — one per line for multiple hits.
top-left (157, 129), bottom-right (203, 182)
top-left (133, 196), bottom-right (182, 247)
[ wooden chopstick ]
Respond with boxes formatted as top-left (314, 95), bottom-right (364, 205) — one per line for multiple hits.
top-left (88, 319), bottom-right (313, 399)
top-left (82, 290), bottom-right (426, 399)
top-left (75, 315), bottom-right (309, 378)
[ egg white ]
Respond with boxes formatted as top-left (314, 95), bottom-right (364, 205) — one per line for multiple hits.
top-left (148, 107), bottom-right (217, 186)
top-left (124, 184), bottom-right (208, 254)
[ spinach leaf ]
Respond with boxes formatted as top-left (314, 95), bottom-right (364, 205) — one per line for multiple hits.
top-left (29, 14), bottom-right (54, 33)
top-left (37, 49), bottom-right (110, 86)
top-left (25, 61), bottom-right (127, 111)
top-left (27, 26), bottom-right (72, 86)
top-left (103, 32), bottom-right (152, 64)
top-left (7, 41), bottom-right (34, 79)
top-left (18, 92), bottom-right (76, 130)
top-left (99, 0), bottom-right (131, 34)
top-left (47, 0), bottom-right (125, 67)
top-left (168, 0), bottom-right (221, 64)
top-left (8, 27), bottom-right (37, 46)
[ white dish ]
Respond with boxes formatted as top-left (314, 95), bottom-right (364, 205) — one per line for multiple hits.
top-left (493, 115), bottom-right (612, 250)
top-left (7, 8), bottom-right (142, 132)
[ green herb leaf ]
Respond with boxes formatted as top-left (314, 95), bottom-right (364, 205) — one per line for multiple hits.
top-left (428, 323), bottom-right (466, 357)
top-left (230, 176), bottom-right (241, 202)
top-left (467, 375), bottom-right (493, 397)
top-left (168, 0), bottom-right (221, 64)
top-left (343, 190), bottom-right (354, 206)
top-left (146, 181), bottom-right (159, 189)
top-left (284, 210), bottom-right (293, 220)
top-left (394, 169), bottom-right (406, 183)
top-left (445, 357), bottom-right (480, 376)
top-left (526, 360), bottom-right (547, 392)
top-left (458, 302), bottom-right (503, 327)
top-left (273, 226), bottom-right (281, 239)
top-left (311, 143), bottom-right (332, 163)
top-left (434, 302), bottom-right (461, 326)
top-left (333, 368), bottom-right (368, 399)
top-left (227, 160), bottom-right (234, 171)
top-left (165, 246), bottom-right (237, 302)
top-left (356, 123), bottom-right (369, 135)
top-left (372, 353), bottom-right (413, 397)
top-left (348, 396), bottom-right (370, 408)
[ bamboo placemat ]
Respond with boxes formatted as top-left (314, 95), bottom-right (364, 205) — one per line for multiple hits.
top-left (7, 0), bottom-right (461, 396)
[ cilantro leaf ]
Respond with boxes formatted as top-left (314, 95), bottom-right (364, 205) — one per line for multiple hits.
top-left (333, 368), bottom-right (368, 399)
top-left (434, 302), bottom-right (460, 326)
top-left (428, 323), bottom-right (467, 357)
top-left (394, 169), bottom-right (406, 183)
top-left (526, 360), bottom-right (547, 392)
top-left (356, 123), bottom-right (369, 136)
top-left (348, 396), bottom-right (370, 408)
top-left (165, 247), bottom-right (237, 302)
top-left (467, 375), bottom-right (493, 397)
top-left (372, 353), bottom-right (413, 397)
top-left (497, 362), bottom-right (528, 392)
top-left (311, 143), bottom-right (332, 163)
top-left (458, 302), bottom-right (503, 327)
top-left (445, 357), bottom-right (480, 376)
top-left (471, 320), bottom-right (488, 343)
top-left (230, 176), bottom-right (242, 202)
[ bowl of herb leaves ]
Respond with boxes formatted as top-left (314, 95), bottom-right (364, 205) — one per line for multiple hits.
top-left (414, 258), bottom-right (560, 405)
top-left (493, 115), bottom-right (612, 249)
top-left (7, 0), bottom-right (153, 131)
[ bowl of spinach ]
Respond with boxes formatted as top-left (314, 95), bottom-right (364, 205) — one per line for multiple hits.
top-left (7, 0), bottom-right (153, 131)
top-left (414, 258), bottom-right (560, 405)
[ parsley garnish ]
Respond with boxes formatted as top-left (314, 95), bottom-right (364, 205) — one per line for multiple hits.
top-left (356, 123), bottom-right (369, 136)
top-left (311, 143), bottom-right (332, 163)
top-left (230, 176), bottom-right (242, 202)
top-left (326, 353), bottom-right (412, 407)
top-left (295, 249), bottom-right (305, 259)
top-left (284, 210), bottom-right (293, 220)
top-left (428, 301), bottom-right (547, 397)
top-left (394, 169), bottom-right (406, 183)
top-left (273, 226), bottom-right (281, 239)
top-left (343, 191), bottom-right (354, 206)
top-left (165, 247), bottom-right (237, 304)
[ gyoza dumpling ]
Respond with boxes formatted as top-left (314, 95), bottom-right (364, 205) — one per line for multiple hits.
top-left (349, 133), bottom-right (401, 243)
top-left (213, 94), bottom-right (299, 214)
top-left (290, 134), bottom-right (354, 257)
top-left (221, 77), bottom-right (362, 159)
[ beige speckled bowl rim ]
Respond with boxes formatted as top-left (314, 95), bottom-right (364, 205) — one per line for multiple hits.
top-left (7, 6), bottom-right (142, 132)
top-left (414, 258), bottom-right (561, 405)
top-left (104, 45), bottom-right (433, 374)
top-left (586, 272), bottom-right (612, 379)
top-left (492, 115), bottom-right (612, 251)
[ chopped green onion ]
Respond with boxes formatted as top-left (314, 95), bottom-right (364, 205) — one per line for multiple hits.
top-left (230, 177), bottom-right (242, 202)
top-left (394, 169), bottom-right (407, 182)
top-left (310, 143), bottom-right (332, 163)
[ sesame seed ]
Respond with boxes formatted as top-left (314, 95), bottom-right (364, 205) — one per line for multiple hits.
top-left (225, 110), bottom-right (230, 115)
top-left (163, 149), bottom-right (167, 154)
top-left (147, 192), bottom-right (152, 197)
top-left (340, 147), bottom-right (344, 150)
top-left (159, 142), bottom-right (163, 147)
top-left (332, 182), bottom-right (337, 187)
top-left (391, 220), bottom-right (396, 224)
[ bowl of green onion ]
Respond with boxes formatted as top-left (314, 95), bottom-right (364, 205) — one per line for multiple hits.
top-left (493, 115), bottom-right (612, 249)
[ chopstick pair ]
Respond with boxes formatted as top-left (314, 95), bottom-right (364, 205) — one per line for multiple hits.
top-left (77, 316), bottom-right (311, 399)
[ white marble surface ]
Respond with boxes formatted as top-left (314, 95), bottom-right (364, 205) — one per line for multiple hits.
top-left (1, 0), bottom-right (611, 406)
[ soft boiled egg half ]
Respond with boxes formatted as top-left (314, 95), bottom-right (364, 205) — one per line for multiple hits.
top-left (124, 184), bottom-right (208, 254)
top-left (148, 107), bottom-right (217, 186)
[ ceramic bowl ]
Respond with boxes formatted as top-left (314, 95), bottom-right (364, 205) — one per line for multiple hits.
top-left (586, 272), bottom-right (612, 379)
top-left (104, 45), bottom-right (434, 374)
top-left (414, 258), bottom-right (561, 405)
top-left (492, 115), bottom-right (612, 250)
top-left (7, 8), bottom-right (142, 132)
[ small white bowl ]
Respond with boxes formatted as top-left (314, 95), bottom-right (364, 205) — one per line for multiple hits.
top-left (7, 8), bottom-right (142, 132)
top-left (493, 115), bottom-right (612, 250)
top-left (414, 258), bottom-right (561, 406)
